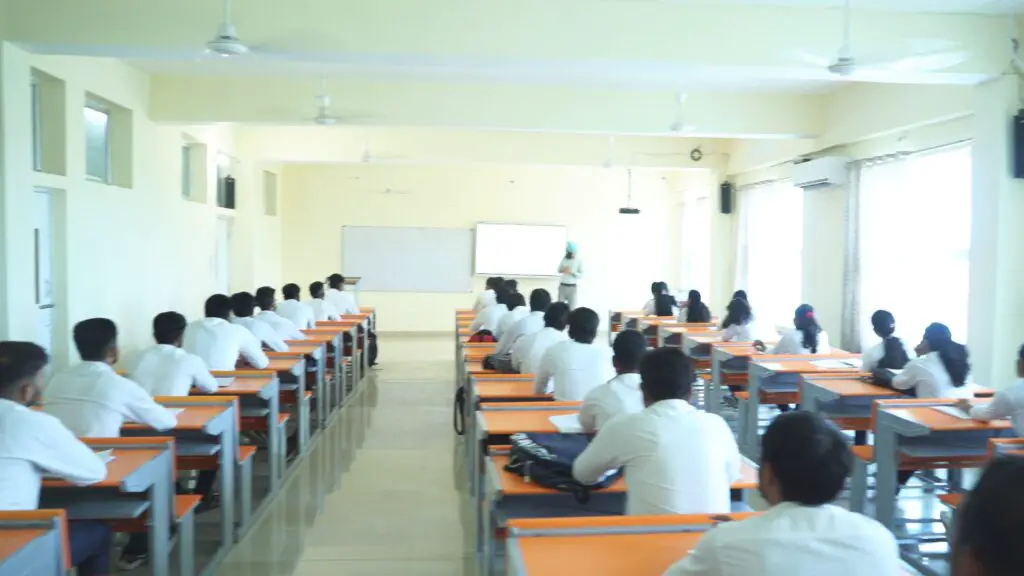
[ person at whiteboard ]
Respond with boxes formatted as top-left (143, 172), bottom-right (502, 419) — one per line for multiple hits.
top-left (470, 288), bottom-right (510, 333)
top-left (495, 292), bottom-right (529, 341)
top-left (308, 281), bottom-right (341, 322)
top-left (558, 242), bottom-right (583, 309)
top-left (677, 290), bottom-right (711, 323)
top-left (473, 277), bottom-right (505, 313)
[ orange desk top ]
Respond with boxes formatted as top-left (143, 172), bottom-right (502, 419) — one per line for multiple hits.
top-left (0, 528), bottom-right (50, 562)
top-left (123, 405), bottom-right (226, 432)
top-left (480, 409), bottom-right (581, 435)
top-left (209, 376), bottom-right (275, 395)
top-left (885, 406), bottom-right (1012, 432)
top-left (477, 381), bottom-right (549, 400)
top-left (285, 342), bottom-right (322, 354)
top-left (44, 448), bottom-right (163, 489)
top-left (514, 531), bottom-right (703, 575)
top-left (802, 378), bottom-right (901, 398)
top-left (267, 357), bottom-right (301, 372)
top-left (751, 359), bottom-right (862, 373)
top-left (301, 333), bottom-right (336, 343)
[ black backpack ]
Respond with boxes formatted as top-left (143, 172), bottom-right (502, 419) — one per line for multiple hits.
top-left (504, 432), bottom-right (621, 503)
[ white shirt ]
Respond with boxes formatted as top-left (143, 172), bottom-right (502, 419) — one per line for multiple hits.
top-left (573, 399), bottom-right (740, 515)
top-left (276, 299), bottom-right (315, 330)
top-left (579, 373), bottom-right (645, 433)
top-left (129, 344), bottom-right (220, 396)
top-left (769, 329), bottom-right (831, 355)
top-left (325, 288), bottom-right (359, 315)
top-left (183, 317), bottom-right (269, 370)
top-left (558, 257), bottom-right (583, 285)
top-left (512, 327), bottom-right (568, 374)
top-left (232, 316), bottom-right (289, 353)
top-left (473, 289), bottom-right (496, 313)
top-left (534, 340), bottom-right (615, 401)
top-left (662, 502), bottom-right (901, 576)
top-left (257, 310), bottom-right (321, 359)
top-left (861, 338), bottom-right (916, 373)
top-left (893, 351), bottom-right (973, 399)
top-left (470, 303), bottom-right (508, 333)
top-left (496, 311), bottom-right (545, 357)
top-left (970, 378), bottom-right (1024, 435)
top-left (0, 399), bottom-right (107, 510)
top-left (496, 306), bottom-right (530, 341)
top-left (309, 298), bottom-right (340, 322)
top-left (42, 362), bottom-right (178, 438)
top-left (720, 322), bottom-right (753, 342)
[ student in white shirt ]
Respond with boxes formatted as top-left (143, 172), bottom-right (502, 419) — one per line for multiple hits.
top-left (574, 348), bottom-right (740, 515)
top-left (473, 277), bottom-right (505, 313)
top-left (276, 283), bottom-right (315, 330)
top-left (950, 457), bottom-right (1024, 576)
top-left (43, 318), bottom-right (177, 438)
top-left (130, 311), bottom-right (220, 396)
top-left (183, 294), bottom-right (270, 371)
top-left (557, 242), bottom-right (583, 309)
top-left (663, 411), bottom-right (900, 575)
top-left (719, 297), bottom-right (755, 343)
top-left (756, 303), bottom-right (831, 356)
top-left (534, 307), bottom-right (614, 400)
top-left (308, 281), bottom-right (341, 322)
top-left (512, 302), bottom-right (569, 374)
top-left (580, 329), bottom-right (647, 433)
top-left (862, 310), bottom-right (915, 373)
top-left (325, 273), bottom-right (359, 315)
top-left (678, 289), bottom-right (711, 323)
top-left (496, 292), bottom-right (530, 341)
top-left (256, 287), bottom-right (324, 365)
top-left (642, 281), bottom-right (672, 316)
top-left (0, 341), bottom-right (112, 576)
top-left (959, 344), bottom-right (1024, 435)
top-left (471, 288), bottom-right (510, 334)
top-left (231, 291), bottom-right (289, 352)
top-left (495, 289), bottom-right (550, 358)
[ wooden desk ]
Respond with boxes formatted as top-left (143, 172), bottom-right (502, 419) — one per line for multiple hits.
top-left (316, 320), bottom-right (363, 383)
top-left (462, 375), bottom-right (546, 456)
top-left (340, 313), bottom-right (373, 373)
top-left (299, 333), bottom-right (343, 407)
top-left (305, 324), bottom-right (358, 390)
top-left (0, 510), bottom-right (68, 576)
top-left (266, 353), bottom-right (312, 453)
top-left (655, 323), bottom-right (719, 348)
top-left (286, 340), bottom-right (330, 420)
top-left (209, 372), bottom-right (284, 491)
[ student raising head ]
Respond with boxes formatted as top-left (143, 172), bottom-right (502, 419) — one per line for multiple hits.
top-left (679, 290), bottom-right (711, 323)
top-left (663, 411), bottom-right (899, 575)
top-left (511, 301), bottom-right (569, 374)
top-left (534, 306), bottom-right (614, 401)
top-left (720, 297), bottom-right (755, 342)
top-left (951, 456), bottom-right (1024, 576)
top-left (863, 310), bottom-right (915, 373)
top-left (579, 329), bottom-right (648, 433)
top-left (961, 344), bottom-right (1024, 436)
top-left (760, 304), bottom-right (830, 355)
top-left (892, 322), bottom-right (972, 399)
top-left (129, 311), bottom-right (219, 396)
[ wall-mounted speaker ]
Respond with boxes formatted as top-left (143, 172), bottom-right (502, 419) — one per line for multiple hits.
top-left (720, 181), bottom-right (734, 215)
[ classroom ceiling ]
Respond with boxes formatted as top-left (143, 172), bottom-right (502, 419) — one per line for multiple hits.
top-left (623, 0), bottom-right (1023, 13)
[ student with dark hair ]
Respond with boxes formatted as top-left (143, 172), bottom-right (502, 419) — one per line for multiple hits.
top-left (951, 457), bottom-right (1024, 576)
top-left (308, 281), bottom-right (340, 321)
top-left (0, 341), bottom-right (112, 576)
top-left (496, 291), bottom-right (529, 340)
top-left (535, 307), bottom-right (613, 400)
top-left (643, 282), bottom-right (676, 316)
top-left (43, 318), bottom-right (177, 438)
top-left (678, 290), bottom-right (711, 323)
top-left (276, 283), bottom-right (315, 330)
top-left (758, 304), bottom-right (831, 355)
top-left (505, 278), bottom-right (519, 294)
top-left (580, 330), bottom-right (648, 432)
top-left (183, 294), bottom-right (270, 371)
top-left (892, 322), bottom-right (972, 399)
top-left (655, 293), bottom-right (680, 318)
top-left (731, 289), bottom-right (748, 302)
top-left (663, 411), bottom-right (899, 575)
top-left (574, 348), bottom-right (739, 515)
top-left (231, 291), bottom-right (288, 352)
top-left (495, 289), bottom-right (551, 358)
top-left (720, 297), bottom-right (755, 342)
top-left (471, 287), bottom-right (511, 333)
top-left (473, 276), bottom-right (505, 312)
top-left (129, 311), bottom-right (219, 396)
top-left (960, 344), bottom-right (1024, 435)
top-left (325, 273), bottom-right (359, 315)
top-left (863, 310), bottom-right (914, 373)
top-left (512, 301), bottom-right (569, 374)
top-left (255, 286), bottom-right (306, 342)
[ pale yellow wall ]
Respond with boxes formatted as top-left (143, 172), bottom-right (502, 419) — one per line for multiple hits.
top-left (279, 163), bottom-right (703, 332)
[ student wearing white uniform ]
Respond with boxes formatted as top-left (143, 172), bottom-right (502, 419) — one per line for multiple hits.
top-left (0, 342), bottom-right (112, 576)
top-left (43, 318), bottom-right (177, 438)
top-left (495, 292), bottom-right (530, 341)
top-left (130, 311), bottom-right (220, 396)
top-left (757, 303), bottom-right (831, 356)
top-left (470, 288), bottom-right (510, 333)
top-left (643, 282), bottom-right (677, 316)
top-left (719, 297), bottom-right (755, 342)
top-left (183, 294), bottom-right (270, 371)
top-left (678, 289), bottom-right (711, 323)
top-left (862, 310), bottom-right (915, 373)
top-left (473, 277), bottom-right (504, 313)
top-left (535, 307), bottom-right (615, 401)
top-left (959, 344), bottom-right (1024, 435)
top-left (557, 242), bottom-right (583, 309)
top-left (308, 281), bottom-right (341, 322)
top-left (276, 283), bottom-right (315, 330)
top-left (495, 289), bottom-right (550, 358)
top-left (255, 287), bottom-right (323, 361)
top-left (580, 330), bottom-right (647, 433)
top-left (326, 273), bottom-right (359, 314)
top-left (574, 348), bottom-right (740, 515)
top-left (231, 292), bottom-right (289, 352)
top-left (662, 411), bottom-right (900, 575)
top-left (512, 302), bottom-right (569, 374)
top-left (950, 457), bottom-right (1024, 576)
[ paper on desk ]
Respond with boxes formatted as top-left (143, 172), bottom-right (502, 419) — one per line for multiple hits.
top-left (811, 358), bottom-right (863, 370)
top-left (215, 377), bottom-right (235, 387)
top-left (759, 363), bottom-right (786, 371)
top-left (932, 406), bottom-right (974, 420)
top-left (548, 413), bottom-right (584, 434)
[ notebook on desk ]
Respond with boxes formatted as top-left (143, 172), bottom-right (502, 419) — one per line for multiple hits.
top-left (548, 413), bottom-right (584, 434)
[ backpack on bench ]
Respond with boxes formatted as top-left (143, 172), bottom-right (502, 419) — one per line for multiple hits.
top-left (503, 432), bottom-right (621, 504)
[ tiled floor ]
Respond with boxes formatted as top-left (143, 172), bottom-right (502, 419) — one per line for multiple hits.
top-left (218, 335), bottom-right (474, 576)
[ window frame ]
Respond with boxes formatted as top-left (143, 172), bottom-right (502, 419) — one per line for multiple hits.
top-left (83, 102), bottom-right (111, 183)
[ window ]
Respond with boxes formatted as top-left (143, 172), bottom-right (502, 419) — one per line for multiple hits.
top-left (181, 145), bottom-right (192, 199)
top-left (84, 104), bottom-right (110, 182)
top-left (31, 79), bottom-right (42, 172)
top-left (734, 180), bottom-right (804, 329)
top-left (680, 196), bottom-right (711, 295)
top-left (858, 144), bottom-right (972, 347)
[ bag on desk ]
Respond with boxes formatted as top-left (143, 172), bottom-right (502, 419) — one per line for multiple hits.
top-left (504, 432), bottom-right (621, 504)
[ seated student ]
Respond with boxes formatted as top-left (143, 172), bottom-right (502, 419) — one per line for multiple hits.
top-left (663, 411), bottom-right (900, 575)
top-left (720, 297), bottom-right (755, 342)
top-left (43, 318), bottom-right (177, 438)
top-left (183, 294), bottom-right (270, 371)
top-left (534, 307), bottom-right (614, 401)
top-left (470, 288), bottom-right (510, 333)
top-left (276, 283), bottom-right (315, 330)
top-left (505, 278), bottom-right (519, 294)
top-left (129, 311), bottom-right (220, 396)
top-left (495, 292), bottom-right (529, 341)
top-left (959, 343), bottom-right (1024, 435)
top-left (892, 322), bottom-right (972, 399)
top-left (862, 309), bottom-right (915, 373)
top-left (230, 292), bottom-right (289, 352)
top-left (308, 281), bottom-right (341, 322)
top-left (642, 282), bottom-right (669, 316)
top-left (678, 289), bottom-right (711, 323)
top-left (579, 330), bottom-right (647, 433)
top-left (574, 348), bottom-right (739, 514)
top-left (325, 273), bottom-right (359, 315)
top-left (512, 302), bottom-right (569, 374)
top-left (255, 287), bottom-right (307, 342)
top-left (495, 289), bottom-right (551, 358)
top-left (756, 304), bottom-right (831, 355)
top-left (951, 457), bottom-right (1024, 576)
top-left (473, 277), bottom-right (504, 313)
top-left (0, 341), bottom-right (112, 576)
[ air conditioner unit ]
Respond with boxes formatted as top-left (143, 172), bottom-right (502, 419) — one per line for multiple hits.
top-left (792, 156), bottom-right (850, 190)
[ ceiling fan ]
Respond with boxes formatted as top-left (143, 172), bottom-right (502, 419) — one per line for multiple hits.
top-left (205, 0), bottom-right (252, 57)
top-left (311, 78), bottom-right (342, 126)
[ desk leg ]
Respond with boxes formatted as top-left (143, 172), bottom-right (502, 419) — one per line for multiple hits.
top-left (338, 355), bottom-right (347, 406)
top-left (219, 423), bottom-right (236, 550)
top-left (268, 395), bottom-right (282, 491)
top-left (874, 425), bottom-right (898, 530)
top-left (361, 322), bottom-right (369, 373)
top-left (149, 453), bottom-right (173, 576)
top-left (178, 509), bottom-right (195, 576)
top-left (236, 456), bottom-right (252, 539)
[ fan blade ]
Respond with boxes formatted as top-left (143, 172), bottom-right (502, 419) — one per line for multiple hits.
top-left (883, 50), bottom-right (968, 72)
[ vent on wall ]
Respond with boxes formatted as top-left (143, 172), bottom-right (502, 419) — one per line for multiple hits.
top-left (792, 156), bottom-right (850, 190)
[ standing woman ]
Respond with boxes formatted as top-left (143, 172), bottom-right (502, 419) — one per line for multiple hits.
top-left (558, 242), bottom-right (583, 309)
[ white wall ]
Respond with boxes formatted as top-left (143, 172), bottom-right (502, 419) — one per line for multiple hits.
top-left (280, 163), bottom-right (701, 332)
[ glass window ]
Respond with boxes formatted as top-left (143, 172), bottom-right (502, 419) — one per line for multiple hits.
top-left (84, 105), bottom-right (110, 182)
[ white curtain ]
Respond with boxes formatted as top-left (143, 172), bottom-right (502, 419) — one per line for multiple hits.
top-left (734, 180), bottom-right (805, 329)
top-left (680, 196), bottom-right (712, 296)
top-left (840, 163), bottom-right (862, 351)
top-left (858, 144), bottom-right (972, 349)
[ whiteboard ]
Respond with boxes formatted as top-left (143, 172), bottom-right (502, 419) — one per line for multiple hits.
top-left (342, 226), bottom-right (473, 292)
top-left (475, 223), bottom-right (567, 277)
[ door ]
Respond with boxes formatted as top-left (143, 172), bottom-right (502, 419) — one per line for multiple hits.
top-left (214, 217), bottom-right (231, 294)
top-left (34, 189), bottom-right (54, 355)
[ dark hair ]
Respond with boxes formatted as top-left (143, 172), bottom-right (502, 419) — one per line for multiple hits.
top-left (505, 279), bottom-right (519, 293)
top-left (923, 322), bottom-right (970, 387)
top-left (654, 293), bottom-right (678, 317)
top-left (255, 286), bottom-right (276, 311)
top-left (494, 288), bottom-right (513, 308)
top-left (567, 307), bottom-right (599, 344)
top-left (871, 310), bottom-right (910, 370)
top-left (613, 330), bottom-right (647, 373)
top-left (761, 411), bottom-right (851, 506)
top-left (282, 283), bottom-right (301, 300)
top-left (309, 281), bottom-right (325, 299)
top-left (205, 294), bottom-right (232, 319)
top-left (0, 342), bottom-right (49, 395)
top-left (794, 304), bottom-right (821, 353)
top-left (954, 457), bottom-right (1024, 576)
top-left (544, 302), bottom-right (570, 331)
top-left (685, 290), bottom-right (711, 323)
top-left (507, 292), bottom-right (526, 310)
top-left (722, 297), bottom-right (753, 329)
top-left (485, 277), bottom-right (505, 292)
top-left (640, 348), bottom-right (693, 403)
top-left (528, 289), bottom-right (552, 312)
top-left (650, 281), bottom-right (668, 297)
top-left (327, 273), bottom-right (345, 290)
top-left (732, 290), bottom-right (748, 302)
top-left (153, 312), bottom-right (187, 345)
top-left (231, 292), bottom-right (257, 318)
top-left (74, 318), bottom-right (118, 361)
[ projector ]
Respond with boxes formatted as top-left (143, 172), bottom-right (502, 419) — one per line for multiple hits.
top-left (618, 207), bottom-right (640, 215)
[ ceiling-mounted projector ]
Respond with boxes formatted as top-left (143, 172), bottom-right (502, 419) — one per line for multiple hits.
top-left (618, 207), bottom-right (640, 215)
